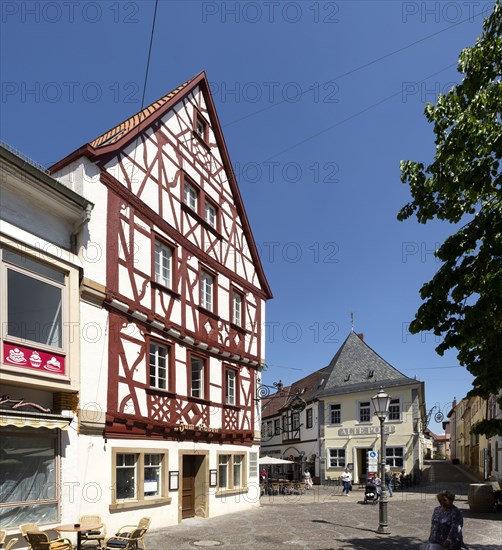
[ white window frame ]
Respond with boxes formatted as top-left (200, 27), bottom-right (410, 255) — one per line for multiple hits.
top-left (328, 448), bottom-right (346, 468)
top-left (190, 356), bottom-right (205, 399)
top-left (196, 117), bottom-right (207, 140)
top-left (388, 398), bottom-right (401, 421)
top-left (204, 201), bottom-right (217, 228)
top-left (386, 446), bottom-right (405, 468)
top-left (184, 181), bottom-right (198, 211)
top-left (149, 342), bottom-right (168, 390)
top-left (2, 248), bottom-right (66, 351)
top-left (225, 368), bottom-right (236, 405)
top-left (232, 291), bottom-right (243, 327)
top-left (358, 401), bottom-right (371, 423)
top-left (200, 271), bottom-right (214, 312)
top-left (115, 452), bottom-right (138, 501)
top-left (329, 404), bottom-right (341, 425)
top-left (154, 241), bottom-right (172, 288)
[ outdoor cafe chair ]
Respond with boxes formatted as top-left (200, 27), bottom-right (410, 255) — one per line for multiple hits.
top-left (20, 525), bottom-right (71, 550)
top-left (103, 527), bottom-right (147, 550)
top-left (80, 515), bottom-right (106, 548)
top-left (114, 517), bottom-right (150, 550)
top-left (24, 532), bottom-right (72, 550)
top-left (4, 538), bottom-right (19, 550)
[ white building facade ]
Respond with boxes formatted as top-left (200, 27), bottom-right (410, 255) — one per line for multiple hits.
top-left (0, 144), bottom-right (93, 531)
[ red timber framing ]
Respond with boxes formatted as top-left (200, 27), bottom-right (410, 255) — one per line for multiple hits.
top-left (51, 72), bottom-right (271, 444)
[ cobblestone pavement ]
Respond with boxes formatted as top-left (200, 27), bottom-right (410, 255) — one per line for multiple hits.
top-left (145, 463), bottom-right (502, 549)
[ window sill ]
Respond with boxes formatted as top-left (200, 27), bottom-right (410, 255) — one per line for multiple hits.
top-left (109, 496), bottom-right (172, 511)
top-left (180, 203), bottom-right (222, 239)
top-left (230, 323), bottom-right (247, 334)
top-left (187, 396), bottom-right (211, 406)
top-left (198, 306), bottom-right (220, 321)
top-left (151, 281), bottom-right (180, 299)
top-left (192, 130), bottom-right (211, 151)
top-left (145, 388), bottom-right (176, 398)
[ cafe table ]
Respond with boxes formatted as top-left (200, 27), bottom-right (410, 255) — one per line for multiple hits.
top-left (54, 522), bottom-right (103, 550)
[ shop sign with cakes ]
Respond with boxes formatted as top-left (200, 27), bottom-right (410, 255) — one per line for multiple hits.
top-left (3, 342), bottom-right (65, 375)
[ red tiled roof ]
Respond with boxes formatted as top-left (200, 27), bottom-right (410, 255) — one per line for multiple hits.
top-left (90, 75), bottom-right (199, 148)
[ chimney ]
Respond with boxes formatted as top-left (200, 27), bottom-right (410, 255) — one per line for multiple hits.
top-left (357, 333), bottom-right (364, 341)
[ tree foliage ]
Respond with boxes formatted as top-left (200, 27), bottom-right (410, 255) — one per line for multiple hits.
top-left (398, 2), bottom-right (502, 436)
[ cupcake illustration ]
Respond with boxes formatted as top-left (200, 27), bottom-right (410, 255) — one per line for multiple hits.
top-left (7, 348), bottom-right (26, 364)
top-left (45, 357), bottom-right (61, 372)
top-left (30, 351), bottom-right (42, 368)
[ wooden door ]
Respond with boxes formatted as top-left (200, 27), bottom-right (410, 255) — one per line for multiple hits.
top-left (182, 456), bottom-right (195, 519)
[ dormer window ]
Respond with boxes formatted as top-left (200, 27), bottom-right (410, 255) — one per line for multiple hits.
top-left (344, 374), bottom-right (351, 382)
top-left (368, 370), bottom-right (375, 378)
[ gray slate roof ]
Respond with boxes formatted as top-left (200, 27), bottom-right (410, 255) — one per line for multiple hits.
top-left (318, 331), bottom-right (419, 396)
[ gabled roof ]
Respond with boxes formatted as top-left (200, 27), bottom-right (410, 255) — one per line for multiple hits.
top-left (262, 367), bottom-right (330, 419)
top-left (49, 71), bottom-right (272, 299)
top-left (318, 331), bottom-right (419, 396)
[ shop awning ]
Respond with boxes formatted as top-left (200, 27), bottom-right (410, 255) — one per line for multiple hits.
top-left (0, 410), bottom-right (73, 430)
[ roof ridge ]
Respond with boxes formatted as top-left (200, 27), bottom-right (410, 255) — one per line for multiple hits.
top-left (90, 72), bottom-right (203, 149)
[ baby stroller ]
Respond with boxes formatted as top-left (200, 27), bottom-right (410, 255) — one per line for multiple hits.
top-left (364, 482), bottom-right (378, 504)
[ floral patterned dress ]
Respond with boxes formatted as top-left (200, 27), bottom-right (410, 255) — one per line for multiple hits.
top-left (429, 504), bottom-right (464, 549)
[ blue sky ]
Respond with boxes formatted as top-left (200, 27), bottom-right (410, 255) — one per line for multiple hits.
top-left (1, 0), bottom-right (494, 432)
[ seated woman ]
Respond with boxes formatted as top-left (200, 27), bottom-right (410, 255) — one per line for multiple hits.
top-left (428, 490), bottom-right (464, 550)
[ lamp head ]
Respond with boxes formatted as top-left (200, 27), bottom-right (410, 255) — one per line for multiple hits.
top-left (371, 387), bottom-right (391, 421)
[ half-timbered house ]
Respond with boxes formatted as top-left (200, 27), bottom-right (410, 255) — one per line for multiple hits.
top-left (50, 72), bottom-right (272, 529)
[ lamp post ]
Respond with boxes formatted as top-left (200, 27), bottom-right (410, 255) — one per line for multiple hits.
top-left (371, 387), bottom-right (391, 534)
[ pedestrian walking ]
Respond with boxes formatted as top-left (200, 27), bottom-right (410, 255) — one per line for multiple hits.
top-left (340, 468), bottom-right (352, 496)
top-left (303, 469), bottom-right (313, 490)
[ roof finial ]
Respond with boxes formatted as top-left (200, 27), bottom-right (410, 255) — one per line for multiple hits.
top-left (350, 311), bottom-right (354, 331)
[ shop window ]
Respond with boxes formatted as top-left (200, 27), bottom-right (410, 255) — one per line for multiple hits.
top-left (217, 453), bottom-right (245, 490)
top-left (112, 449), bottom-right (168, 509)
top-left (0, 429), bottom-right (58, 527)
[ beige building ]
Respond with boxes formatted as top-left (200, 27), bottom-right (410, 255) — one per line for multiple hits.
top-left (319, 333), bottom-right (426, 484)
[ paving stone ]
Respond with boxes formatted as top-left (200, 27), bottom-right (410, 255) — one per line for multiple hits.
top-left (145, 463), bottom-right (502, 549)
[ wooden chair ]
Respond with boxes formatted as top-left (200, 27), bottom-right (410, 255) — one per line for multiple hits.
top-left (80, 515), bottom-right (106, 548)
top-left (5, 538), bottom-right (19, 550)
top-left (103, 527), bottom-right (146, 550)
top-left (0, 530), bottom-right (6, 547)
top-left (114, 517), bottom-right (150, 550)
top-left (24, 532), bottom-right (72, 550)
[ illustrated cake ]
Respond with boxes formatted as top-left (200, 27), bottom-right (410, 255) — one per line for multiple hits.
top-left (45, 357), bottom-right (61, 371)
top-left (30, 351), bottom-right (42, 368)
top-left (7, 348), bottom-right (26, 364)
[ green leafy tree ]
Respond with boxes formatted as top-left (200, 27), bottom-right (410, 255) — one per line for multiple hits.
top-left (398, 1), bottom-right (502, 436)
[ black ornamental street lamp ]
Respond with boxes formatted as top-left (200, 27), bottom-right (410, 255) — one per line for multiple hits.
top-left (371, 387), bottom-right (391, 535)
